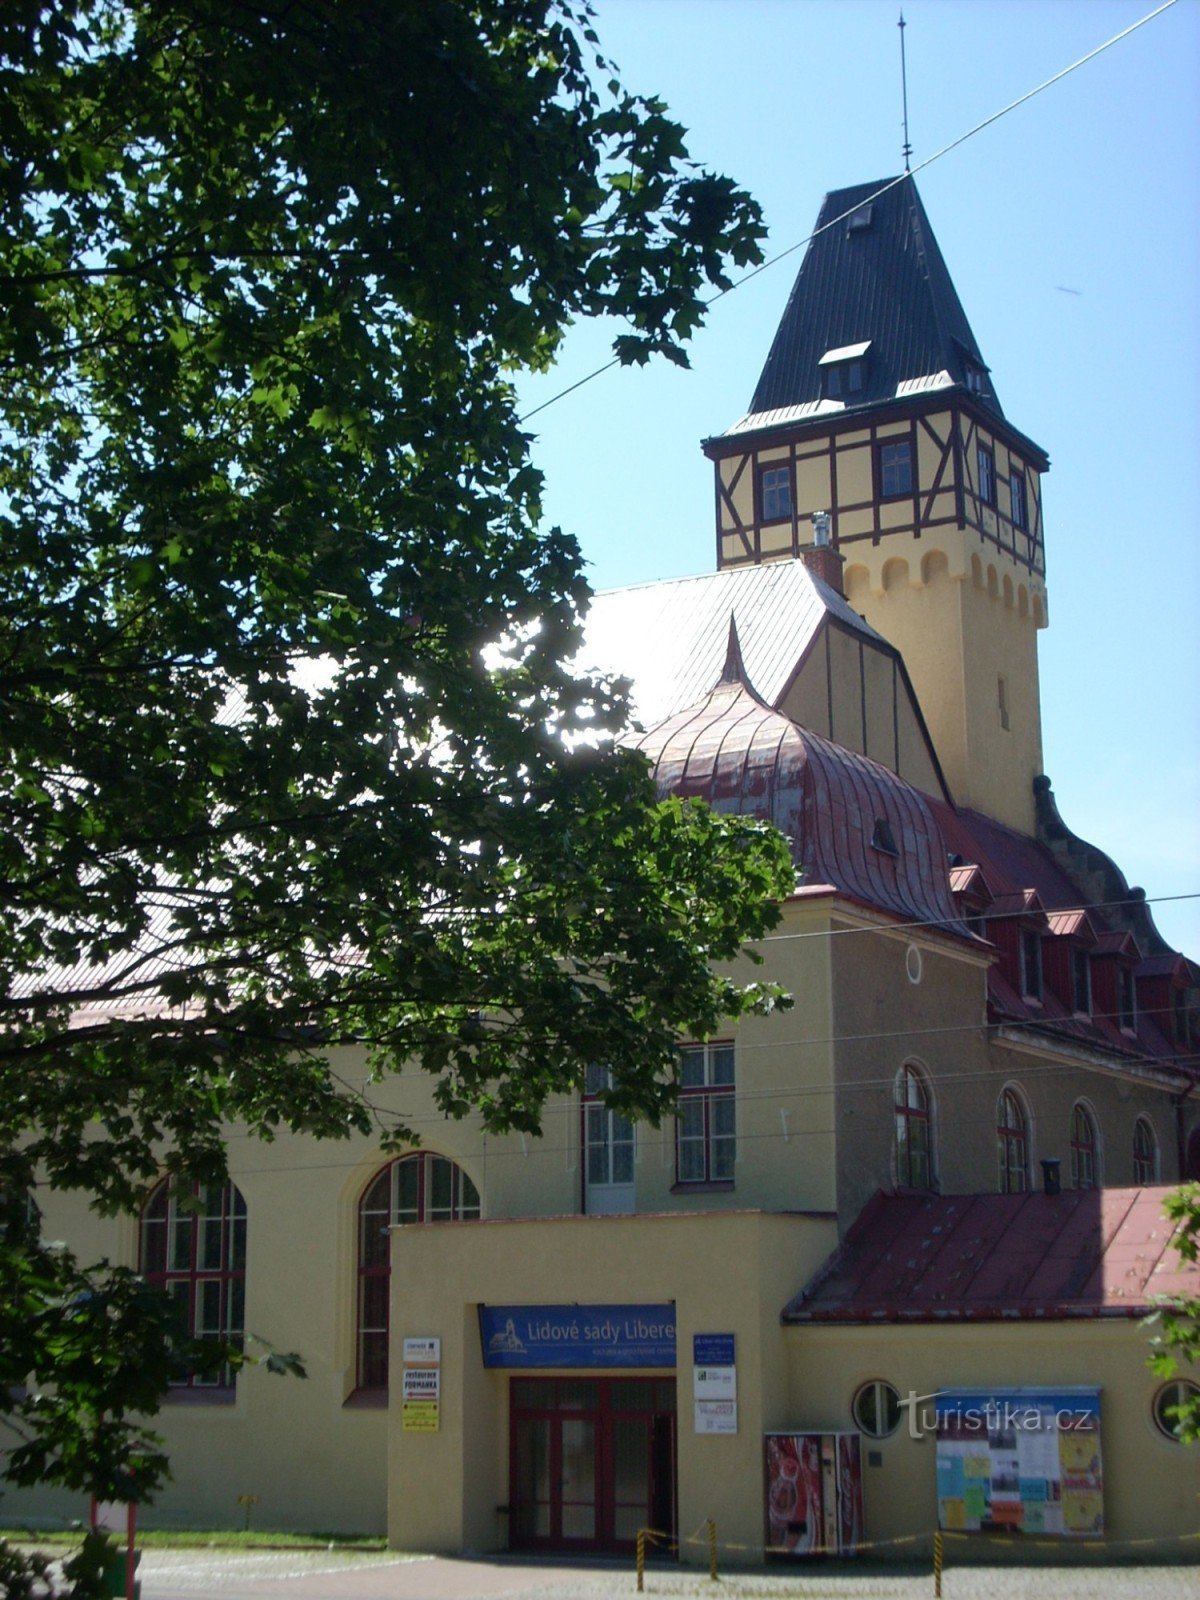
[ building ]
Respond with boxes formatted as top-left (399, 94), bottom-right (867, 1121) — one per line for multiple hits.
top-left (16, 176), bottom-right (1200, 1558)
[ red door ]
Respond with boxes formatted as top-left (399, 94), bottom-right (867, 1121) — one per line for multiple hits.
top-left (509, 1377), bottom-right (676, 1554)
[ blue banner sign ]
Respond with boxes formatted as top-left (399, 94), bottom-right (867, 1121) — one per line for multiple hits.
top-left (692, 1333), bottom-right (735, 1367)
top-left (479, 1304), bottom-right (676, 1369)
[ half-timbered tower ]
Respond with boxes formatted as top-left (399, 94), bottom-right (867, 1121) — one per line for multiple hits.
top-left (702, 177), bottom-right (1050, 833)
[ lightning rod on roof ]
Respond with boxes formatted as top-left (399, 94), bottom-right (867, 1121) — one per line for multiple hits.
top-left (898, 11), bottom-right (913, 174)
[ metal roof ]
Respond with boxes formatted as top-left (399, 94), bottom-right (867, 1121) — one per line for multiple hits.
top-left (783, 1187), bottom-right (1200, 1324)
top-left (580, 559), bottom-right (886, 731)
top-left (743, 176), bottom-right (1008, 427)
top-left (631, 657), bottom-right (970, 937)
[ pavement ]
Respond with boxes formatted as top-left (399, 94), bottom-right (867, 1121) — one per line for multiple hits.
top-left (118, 1546), bottom-right (1200, 1600)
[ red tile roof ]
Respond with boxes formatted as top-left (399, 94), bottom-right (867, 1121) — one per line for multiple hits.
top-left (783, 1187), bottom-right (1200, 1324)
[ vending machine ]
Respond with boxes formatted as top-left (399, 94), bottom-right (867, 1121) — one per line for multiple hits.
top-left (764, 1431), bottom-right (863, 1556)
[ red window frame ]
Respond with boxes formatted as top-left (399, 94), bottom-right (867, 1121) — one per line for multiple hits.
top-left (139, 1177), bottom-right (247, 1395)
top-left (356, 1153), bottom-right (479, 1393)
top-left (894, 1064), bottom-right (934, 1190)
top-left (996, 1088), bottom-right (1030, 1194)
top-left (675, 1044), bottom-right (735, 1187)
top-left (1132, 1117), bottom-right (1158, 1184)
top-left (1069, 1102), bottom-right (1098, 1190)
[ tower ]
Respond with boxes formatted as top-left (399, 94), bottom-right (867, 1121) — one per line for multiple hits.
top-left (701, 177), bottom-right (1049, 834)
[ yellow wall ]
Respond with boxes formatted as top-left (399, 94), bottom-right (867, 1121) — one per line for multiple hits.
top-left (785, 1321), bottom-right (1200, 1556)
top-left (386, 1210), bottom-right (839, 1560)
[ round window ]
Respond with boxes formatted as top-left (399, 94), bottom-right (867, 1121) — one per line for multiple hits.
top-left (1152, 1380), bottom-right (1199, 1442)
top-left (852, 1379), bottom-right (902, 1438)
top-left (905, 944), bottom-right (923, 985)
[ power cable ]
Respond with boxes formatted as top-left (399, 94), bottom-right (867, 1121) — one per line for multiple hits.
top-left (519, 0), bottom-right (1180, 423)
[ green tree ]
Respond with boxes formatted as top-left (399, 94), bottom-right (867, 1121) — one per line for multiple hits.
top-left (1147, 1184), bottom-right (1200, 1442)
top-left (0, 0), bottom-right (792, 1508)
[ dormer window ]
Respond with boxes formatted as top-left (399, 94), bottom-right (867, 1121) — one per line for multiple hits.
top-left (1020, 930), bottom-right (1043, 1002)
top-left (1071, 948), bottom-right (1092, 1016)
top-left (963, 358), bottom-right (988, 395)
top-left (872, 817), bottom-right (899, 856)
top-left (1117, 966), bottom-right (1137, 1032)
top-left (819, 340), bottom-right (870, 402)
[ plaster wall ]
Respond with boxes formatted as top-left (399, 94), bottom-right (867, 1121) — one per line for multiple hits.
top-left (784, 1321), bottom-right (1199, 1555)
top-left (386, 1209), bottom-right (838, 1560)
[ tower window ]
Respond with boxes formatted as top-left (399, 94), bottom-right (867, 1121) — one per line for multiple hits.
top-left (963, 360), bottom-right (988, 395)
top-left (977, 445), bottom-right (996, 507)
top-left (757, 463), bottom-right (792, 523)
top-left (1010, 469), bottom-right (1028, 530)
top-left (878, 438), bottom-right (913, 499)
top-left (998, 676), bottom-right (1010, 731)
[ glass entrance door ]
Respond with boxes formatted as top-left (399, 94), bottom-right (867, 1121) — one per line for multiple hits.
top-left (509, 1377), bottom-right (676, 1554)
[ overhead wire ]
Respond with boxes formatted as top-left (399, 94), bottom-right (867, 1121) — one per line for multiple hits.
top-left (519, 0), bottom-right (1180, 423)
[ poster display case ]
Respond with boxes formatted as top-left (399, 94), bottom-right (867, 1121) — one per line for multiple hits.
top-left (934, 1389), bottom-right (1103, 1538)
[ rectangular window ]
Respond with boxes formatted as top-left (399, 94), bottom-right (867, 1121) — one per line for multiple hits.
top-left (1010, 469), bottom-right (1027, 530)
top-left (879, 438), bottom-right (913, 498)
top-left (1116, 966), bottom-right (1137, 1031)
top-left (1020, 931), bottom-right (1042, 1001)
top-left (583, 1063), bottom-right (635, 1214)
top-left (1071, 948), bottom-right (1091, 1016)
top-left (758, 463), bottom-right (792, 523)
top-left (825, 360), bottom-right (863, 399)
top-left (676, 1044), bottom-right (735, 1186)
top-left (977, 444), bottom-right (996, 506)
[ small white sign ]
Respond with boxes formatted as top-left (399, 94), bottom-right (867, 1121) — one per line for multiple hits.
top-left (693, 1364), bottom-right (737, 1400)
top-left (695, 1399), bottom-right (738, 1435)
top-left (402, 1336), bottom-right (441, 1364)
top-left (402, 1366), bottom-right (441, 1401)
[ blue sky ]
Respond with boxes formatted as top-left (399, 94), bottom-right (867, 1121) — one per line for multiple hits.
top-left (516, 0), bottom-right (1200, 957)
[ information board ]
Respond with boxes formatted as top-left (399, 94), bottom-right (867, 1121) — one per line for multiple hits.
top-left (478, 1303), bottom-right (675, 1368)
top-left (935, 1389), bottom-right (1103, 1537)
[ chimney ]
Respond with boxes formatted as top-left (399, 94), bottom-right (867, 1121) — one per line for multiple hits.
top-left (1041, 1158), bottom-right (1061, 1196)
top-left (800, 511), bottom-right (845, 596)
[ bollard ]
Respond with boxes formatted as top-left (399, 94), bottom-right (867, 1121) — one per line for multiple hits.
top-left (933, 1528), bottom-right (943, 1598)
top-left (636, 1528), bottom-right (645, 1593)
top-left (707, 1517), bottom-right (718, 1581)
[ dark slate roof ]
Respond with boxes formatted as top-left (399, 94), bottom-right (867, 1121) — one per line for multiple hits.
top-left (745, 176), bottom-right (1004, 425)
top-left (782, 1187), bottom-right (1200, 1324)
top-left (630, 641), bottom-right (971, 938)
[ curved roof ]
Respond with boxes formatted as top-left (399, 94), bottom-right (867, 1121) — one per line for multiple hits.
top-left (632, 648), bottom-right (969, 937)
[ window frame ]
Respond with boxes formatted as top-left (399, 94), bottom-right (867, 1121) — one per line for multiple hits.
top-left (851, 1379), bottom-right (902, 1439)
top-left (756, 461), bottom-right (793, 524)
top-left (674, 1043), bottom-right (736, 1188)
top-left (1116, 964), bottom-right (1137, 1032)
top-left (1152, 1380), bottom-right (1200, 1442)
top-left (878, 437), bottom-right (913, 500)
top-left (824, 358), bottom-right (864, 400)
top-left (894, 1064), bottom-right (935, 1191)
top-left (356, 1153), bottom-right (480, 1394)
top-left (1069, 1101), bottom-right (1099, 1191)
top-left (1020, 929), bottom-right (1043, 1001)
top-left (977, 444), bottom-right (996, 507)
top-left (139, 1177), bottom-right (247, 1397)
top-left (1009, 467), bottom-right (1028, 531)
top-left (1071, 946), bottom-right (1092, 1016)
top-left (1132, 1117), bottom-right (1159, 1184)
top-left (996, 1086), bottom-right (1031, 1194)
top-left (582, 1063), bottom-right (635, 1212)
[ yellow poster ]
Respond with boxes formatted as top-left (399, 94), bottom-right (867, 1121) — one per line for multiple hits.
top-left (402, 1401), bottom-right (440, 1433)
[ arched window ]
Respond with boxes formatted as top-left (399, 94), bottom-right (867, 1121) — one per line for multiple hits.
top-left (997, 1088), bottom-right (1030, 1194)
top-left (894, 1064), bottom-right (934, 1190)
top-left (1132, 1118), bottom-right (1159, 1184)
top-left (1069, 1103), bottom-right (1099, 1190)
top-left (357, 1154), bottom-right (480, 1391)
top-left (140, 1177), bottom-right (247, 1393)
